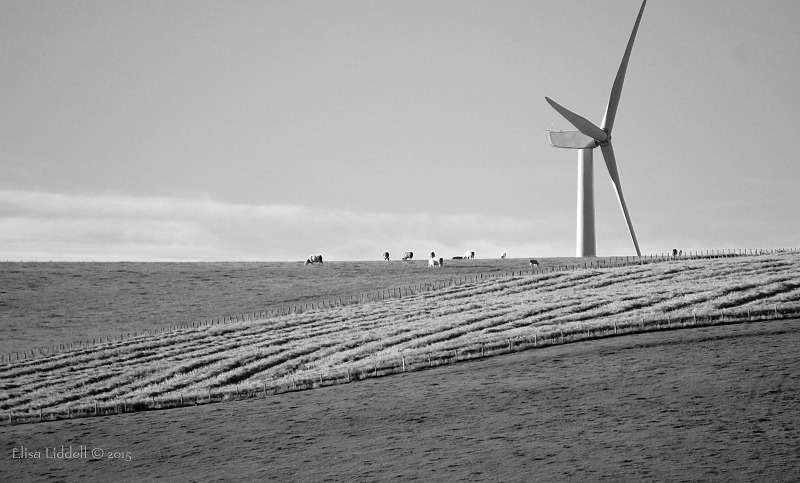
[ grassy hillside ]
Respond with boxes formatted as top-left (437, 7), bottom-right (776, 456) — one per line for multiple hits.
top-left (0, 256), bottom-right (626, 355)
top-left (2, 252), bottom-right (799, 420)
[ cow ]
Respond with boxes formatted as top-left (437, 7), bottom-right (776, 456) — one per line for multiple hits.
top-left (304, 255), bottom-right (323, 265)
top-left (383, 251), bottom-right (390, 261)
top-left (529, 259), bottom-right (539, 267)
top-left (428, 257), bottom-right (444, 268)
top-left (501, 252), bottom-right (507, 259)
top-left (402, 251), bottom-right (413, 260)
top-left (452, 256), bottom-right (463, 260)
top-left (429, 251), bottom-right (436, 259)
top-left (464, 251), bottom-right (474, 259)
top-left (672, 248), bottom-right (678, 257)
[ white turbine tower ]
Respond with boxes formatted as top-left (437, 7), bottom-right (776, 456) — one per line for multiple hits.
top-left (545, 0), bottom-right (646, 257)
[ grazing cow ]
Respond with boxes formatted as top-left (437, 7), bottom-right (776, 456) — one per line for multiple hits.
top-left (529, 259), bottom-right (539, 267)
top-left (439, 257), bottom-right (444, 267)
top-left (501, 252), bottom-right (507, 259)
top-left (304, 255), bottom-right (323, 265)
top-left (464, 251), bottom-right (475, 259)
top-left (428, 258), bottom-right (439, 267)
top-left (383, 251), bottom-right (390, 261)
top-left (429, 251), bottom-right (436, 259)
top-left (402, 251), bottom-right (413, 260)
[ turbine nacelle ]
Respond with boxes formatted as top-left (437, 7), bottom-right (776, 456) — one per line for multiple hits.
top-left (545, 130), bottom-right (597, 150)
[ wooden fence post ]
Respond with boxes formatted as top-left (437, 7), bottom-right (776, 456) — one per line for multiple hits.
top-left (402, 355), bottom-right (406, 372)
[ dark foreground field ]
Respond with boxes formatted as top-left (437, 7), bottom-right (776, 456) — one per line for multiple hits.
top-left (2, 319), bottom-right (798, 482)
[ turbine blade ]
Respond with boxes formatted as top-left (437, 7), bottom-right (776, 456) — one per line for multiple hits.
top-left (600, 143), bottom-right (641, 256)
top-left (545, 97), bottom-right (607, 142)
top-left (601, 0), bottom-right (647, 132)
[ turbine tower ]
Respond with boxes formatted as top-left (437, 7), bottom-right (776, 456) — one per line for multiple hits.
top-left (545, 0), bottom-right (646, 257)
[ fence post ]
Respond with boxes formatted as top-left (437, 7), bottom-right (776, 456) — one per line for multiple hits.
top-left (402, 355), bottom-right (406, 372)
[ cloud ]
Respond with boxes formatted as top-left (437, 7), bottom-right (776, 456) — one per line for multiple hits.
top-left (0, 190), bottom-right (571, 261)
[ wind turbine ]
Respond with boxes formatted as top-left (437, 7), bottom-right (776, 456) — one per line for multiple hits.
top-left (545, 0), bottom-right (646, 257)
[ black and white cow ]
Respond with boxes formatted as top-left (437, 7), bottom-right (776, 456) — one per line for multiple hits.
top-left (402, 251), bottom-right (413, 260)
top-left (529, 259), bottom-right (539, 267)
top-left (500, 252), bottom-right (507, 259)
top-left (463, 251), bottom-right (474, 259)
top-left (383, 251), bottom-right (390, 261)
top-left (304, 255), bottom-right (323, 265)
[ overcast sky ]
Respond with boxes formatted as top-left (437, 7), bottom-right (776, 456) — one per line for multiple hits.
top-left (2, 0), bottom-right (799, 261)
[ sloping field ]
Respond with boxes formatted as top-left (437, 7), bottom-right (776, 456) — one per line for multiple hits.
top-left (1, 252), bottom-right (799, 419)
top-left (0, 256), bottom-right (614, 355)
